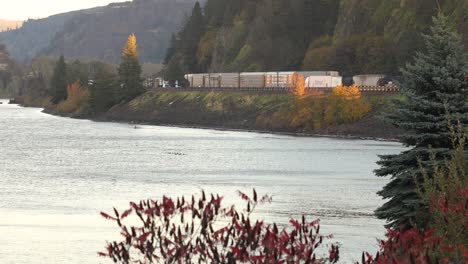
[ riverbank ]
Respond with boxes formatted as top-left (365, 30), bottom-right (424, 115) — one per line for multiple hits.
top-left (14, 90), bottom-right (404, 141)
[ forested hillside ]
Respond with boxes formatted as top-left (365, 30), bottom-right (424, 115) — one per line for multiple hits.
top-left (164, 0), bottom-right (468, 80)
top-left (0, 0), bottom-right (200, 63)
top-left (0, 12), bottom-right (78, 62)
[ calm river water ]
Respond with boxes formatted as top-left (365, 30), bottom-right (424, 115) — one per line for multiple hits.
top-left (0, 99), bottom-right (404, 263)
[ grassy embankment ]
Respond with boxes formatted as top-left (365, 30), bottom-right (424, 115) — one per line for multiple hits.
top-left (15, 90), bottom-right (403, 140)
top-left (104, 90), bottom-right (403, 139)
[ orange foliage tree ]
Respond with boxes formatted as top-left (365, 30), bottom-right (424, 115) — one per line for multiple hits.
top-left (332, 85), bottom-right (361, 99)
top-left (56, 81), bottom-right (90, 115)
top-left (291, 73), bottom-right (305, 97)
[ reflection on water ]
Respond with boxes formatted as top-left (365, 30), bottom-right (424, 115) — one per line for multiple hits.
top-left (0, 100), bottom-right (404, 263)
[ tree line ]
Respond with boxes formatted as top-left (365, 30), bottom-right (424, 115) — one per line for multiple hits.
top-left (48, 34), bottom-right (145, 115)
top-left (162, 0), bottom-right (467, 83)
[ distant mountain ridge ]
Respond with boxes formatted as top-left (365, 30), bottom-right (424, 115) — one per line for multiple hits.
top-left (0, 0), bottom-right (201, 63)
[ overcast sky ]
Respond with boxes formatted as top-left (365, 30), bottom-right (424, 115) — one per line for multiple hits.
top-left (1, 0), bottom-right (127, 20)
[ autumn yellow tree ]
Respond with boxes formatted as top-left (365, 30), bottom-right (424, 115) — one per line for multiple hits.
top-left (331, 84), bottom-right (361, 99)
top-left (291, 73), bottom-right (305, 97)
top-left (122, 34), bottom-right (138, 58)
top-left (117, 34), bottom-right (144, 102)
top-left (325, 84), bottom-right (369, 124)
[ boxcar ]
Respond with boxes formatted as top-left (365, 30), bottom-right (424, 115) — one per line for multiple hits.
top-left (219, 73), bottom-right (240, 87)
top-left (185, 74), bottom-right (208, 87)
top-left (265, 71), bottom-right (341, 87)
top-left (203, 74), bottom-right (221, 88)
top-left (265, 72), bottom-right (296, 87)
top-left (240, 72), bottom-right (266, 87)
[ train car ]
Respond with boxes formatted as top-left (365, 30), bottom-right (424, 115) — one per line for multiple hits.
top-left (265, 71), bottom-right (341, 87)
top-left (301, 71), bottom-right (340, 77)
top-left (305, 76), bottom-right (342, 88)
top-left (203, 73), bottom-right (221, 88)
top-left (185, 73), bottom-right (208, 87)
top-left (353, 74), bottom-right (385, 86)
top-left (240, 72), bottom-right (266, 87)
top-left (219, 73), bottom-right (240, 87)
top-left (265, 72), bottom-right (295, 87)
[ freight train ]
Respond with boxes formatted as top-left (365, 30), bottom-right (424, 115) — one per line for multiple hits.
top-left (184, 71), bottom-right (344, 89)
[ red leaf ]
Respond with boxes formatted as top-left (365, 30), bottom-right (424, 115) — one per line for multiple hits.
top-left (130, 202), bottom-right (142, 211)
top-left (290, 219), bottom-right (301, 230)
top-left (237, 190), bottom-right (250, 201)
top-left (137, 231), bottom-right (152, 243)
top-left (121, 209), bottom-right (132, 219)
top-left (100, 212), bottom-right (117, 221)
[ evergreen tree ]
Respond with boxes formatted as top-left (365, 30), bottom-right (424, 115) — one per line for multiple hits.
top-left (117, 34), bottom-right (144, 102)
top-left (67, 60), bottom-right (89, 86)
top-left (51, 55), bottom-right (68, 104)
top-left (375, 13), bottom-right (468, 229)
top-left (89, 64), bottom-right (117, 114)
top-left (164, 34), bottom-right (177, 64)
top-left (165, 54), bottom-right (185, 85)
top-left (180, 2), bottom-right (205, 72)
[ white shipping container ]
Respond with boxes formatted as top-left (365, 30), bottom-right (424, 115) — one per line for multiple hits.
top-left (332, 76), bottom-right (342, 87)
top-left (300, 71), bottom-right (340, 77)
top-left (305, 76), bottom-right (342, 88)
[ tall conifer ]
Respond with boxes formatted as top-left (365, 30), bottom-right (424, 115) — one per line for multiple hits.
top-left (89, 64), bottom-right (117, 113)
top-left (117, 34), bottom-right (144, 102)
top-left (51, 55), bottom-right (68, 104)
top-left (375, 13), bottom-right (468, 229)
top-left (181, 2), bottom-right (205, 73)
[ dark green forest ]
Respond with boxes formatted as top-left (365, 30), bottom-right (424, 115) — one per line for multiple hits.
top-left (164, 0), bottom-right (468, 80)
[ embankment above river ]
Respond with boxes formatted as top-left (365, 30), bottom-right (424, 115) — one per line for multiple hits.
top-left (15, 90), bottom-right (404, 140)
top-left (105, 91), bottom-right (403, 140)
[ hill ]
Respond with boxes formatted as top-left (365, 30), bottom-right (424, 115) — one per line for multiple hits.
top-left (0, 10), bottom-right (97, 62)
top-left (0, 0), bottom-right (200, 63)
top-left (0, 20), bottom-right (23, 32)
top-left (163, 0), bottom-right (468, 80)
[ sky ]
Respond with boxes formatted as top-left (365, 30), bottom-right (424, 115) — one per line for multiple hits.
top-left (1, 0), bottom-right (127, 20)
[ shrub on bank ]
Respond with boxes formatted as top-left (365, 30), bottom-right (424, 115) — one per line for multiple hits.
top-left (255, 88), bottom-right (371, 131)
top-left (56, 81), bottom-right (89, 116)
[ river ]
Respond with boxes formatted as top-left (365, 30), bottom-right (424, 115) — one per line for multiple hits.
top-left (0, 99), bottom-right (404, 263)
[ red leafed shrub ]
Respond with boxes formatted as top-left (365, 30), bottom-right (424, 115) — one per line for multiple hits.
top-left (99, 189), bottom-right (340, 263)
top-left (360, 228), bottom-right (446, 264)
